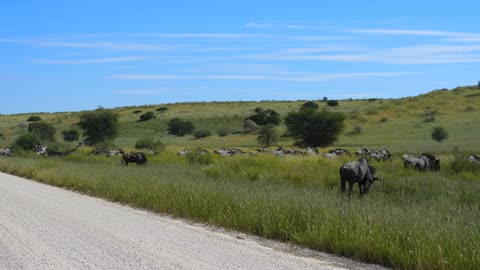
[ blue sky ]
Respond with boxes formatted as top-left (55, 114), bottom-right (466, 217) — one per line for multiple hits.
top-left (1, 0), bottom-right (479, 114)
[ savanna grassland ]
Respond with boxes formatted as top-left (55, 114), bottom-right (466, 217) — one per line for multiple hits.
top-left (1, 86), bottom-right (480, 269)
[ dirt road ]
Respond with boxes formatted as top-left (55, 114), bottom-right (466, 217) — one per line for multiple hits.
top-left (0, 172), bottom-right (387, 270)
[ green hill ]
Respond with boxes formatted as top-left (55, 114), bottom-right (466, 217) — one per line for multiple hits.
top-left (2, 85), bottom-right (480, 153)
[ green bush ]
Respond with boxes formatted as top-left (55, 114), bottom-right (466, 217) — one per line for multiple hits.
top-left (139, 111), bottom-right (155, 122)
top-left (156, 106), bottom-right (168, 112)
top-left (167, 118), bottom-right (194, 136)
top-left (186, 148), bottom-right (213, 165)
top-left (193, 129), bottom-right (212, 139)
top-left (326, 100), bottom-right (339, 106)
top-left (300, 101), bottom-right (319, 111)
top-left (13, 133), bottom-right (39, 150)
top-left (432, 126), bottom-right (448, 142)
top-left (27, 115), bottom-right (42, 122)
top-left (28, 122), bottom-right (56, 142)
top-left (62, 129), bottom-right (80, 142)
top-left (217, 127), bottom-right (229, 137)
top-left (246, 107), bottom-right (281, 126)
top-left (135, 137), bottom-right (164, 152)
top-left (132, 110), bottom-right (143, 114)
top-left (257, 125), bottom-right (279, 147)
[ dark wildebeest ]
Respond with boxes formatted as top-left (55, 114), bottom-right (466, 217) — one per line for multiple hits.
top-left (339, 158), bottom-right (381, 195)
top-left (468, 154), bottom-right (480, 164)
top-left (122, 152), bottom-right (147, 166)
top-left (368, 148), bottom-right (391, 161)
top-left (403, 153), bottom-right (440, 171)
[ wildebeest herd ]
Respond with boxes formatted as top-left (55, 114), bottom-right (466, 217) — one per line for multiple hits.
top-left (1, 144), bottom-right (479, 196)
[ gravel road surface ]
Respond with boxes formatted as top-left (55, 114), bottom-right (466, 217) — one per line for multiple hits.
top-left (0, 172), bottom-right (387, 270)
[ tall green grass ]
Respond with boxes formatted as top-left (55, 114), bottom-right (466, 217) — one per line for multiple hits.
top-left (0, 153), bottom-right (478, 270)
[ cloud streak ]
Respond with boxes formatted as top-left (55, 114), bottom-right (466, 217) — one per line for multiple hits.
top-left (109, 72), bottom-right (417, 82)
top-left (32, 57), bottom-right (149, 64)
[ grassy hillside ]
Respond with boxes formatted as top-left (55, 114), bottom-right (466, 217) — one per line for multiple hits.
top-left (2, 85), bottom-right (479, 153)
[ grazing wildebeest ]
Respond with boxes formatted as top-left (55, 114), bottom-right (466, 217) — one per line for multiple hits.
top-left (368, 148), bottom-right (391, 161)
top-left (355, 148), bottom-right (372, 156)
top-left (0, 147), bottom-right (12, 156)
top-left (177, 149), bottom-right (190, 156)
top-left (403, 153), bottom-right (440, 171)
top-left (468, 154), bottom-right (480, 164)
top-left (122, 152), bottom-right (147, 166)
top-left (272, 147), bottom-right (286, 157)
top-left (339, 158), bottom-right (381, 195)
top-left (106, 148), bottom-right (124, 157)
top-left (329, 148), bottom-right (351, 156)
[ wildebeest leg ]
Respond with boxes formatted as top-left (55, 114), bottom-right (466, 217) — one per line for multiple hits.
top-left (348, 182), bottom-right (354, 196)
top-left (340, 178), bottom-right (346, 193)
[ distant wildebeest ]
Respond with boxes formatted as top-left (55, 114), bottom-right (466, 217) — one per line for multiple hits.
top-left (355, 148), bottom-right (372, 156)
top-left (368, 148), bottom-right (391, 161)
top-left (177, 149), bottom-right (190, 156)
top-left (0, 147), bottom-right (12, 156)
top-left (339, 158), bottom-right (382, 195)
top-left (403, 153), bottom-right (440, 171)
top-left (122, 152), bottom-right (147, 166)
top-left (329, 148), bottom-right (351, 156)
top-left (106, 149), bottom-right (124, 157)
top-left (35, 142), bottom-right (82, 157)
top-left (468, 154), bottom-right (480, 164)
top-left (272, 147), bottom-right (286, 157)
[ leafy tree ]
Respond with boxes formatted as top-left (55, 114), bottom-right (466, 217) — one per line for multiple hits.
top-left (322, 97), bottom-right (328, 102)
top-left (62, 129), bottom-right (80, 142)
top-left (300, 101), bottom-right (319, 111)
top-left (78, 109), bottom-right (119, 146)
top-left (326, 100), bottom-right (339, 107)
top-left (432, 126), bottom-right (448, 142)
top-left (139, 111), bottom-right (155, 122)
top-left (243, 119), bottom-right (258, 133)
top-left (257, 125), bottom-right (279, 147)
top-left (27, 115), bottom-right (42, 122)
top-left (193, 129), bottom-right (212, 139)
top-left (28, 122), bottom-right (56, 142)
top-left (156, 106), bottom-right (168, 112)
top-left (14, 133), bottom-right (40, 150)
top-left (167, 118), bottom-right (194, 136)
top-left (246, 107), bottom-right (281, 126)
top-left (284, 109), bottom-right (345, 147)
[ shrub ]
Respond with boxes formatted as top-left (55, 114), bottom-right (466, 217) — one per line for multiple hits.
top-left (353, 125), bottom-right (363, 134)
top-left (380, 117), bottom-right (388, 122)
top-left (132, 110), bottom-right (143, 114)
top-left (27, 115), bottom-right (42, 122)
top-left (62, 129), bottom-right (80, 142)
top-left (186, 148), bottom-right (213, 165)
top-left (156, 106), bottom-right (168, 112)
top-left (285, 109), bottom-right (345, 147)
top-left (243, 119), bottom-right (258, 133)
top-left (257, 125), bottom-right (279, 147)
top-left (78, 109), bottom-right (119, 146)
top-left (193, 129), bottom-right (212, 139)
top-left (246, 108), bottom-right (281, 126)
top-left (432, 126), bottom-right (448, 142)
top-left (167, 118), bottom-right (194, 136)
top-left (217, 127), bottom-right (229, 137)
top-left (135, 137), bottom-right (164, 152)
top-left (300, 101), bottom-right (319, 111)
top-left (139, 111), bottom-right (156, 122)
top-left (28, 122), bottom-right (56, 142)
top-left (13, 133), bottom-right (39, 150)
top-left (424, 115), bottom-right (436, 122)
top-left (326, 100), bottom-right (339, 106)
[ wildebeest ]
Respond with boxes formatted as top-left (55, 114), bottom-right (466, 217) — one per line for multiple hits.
top-left (339, 158), bottom-right (381, 195)
top-left (468, 154), bottom-right (480, 164)
top-left (368, 148), bottom-right (391, 161)
top-left (329, 148), bottom-right (351, 156)
top-left (0, 147), bottom-right (12, 156)
top-left (403, 153), bottom-right (440, 171)
top-left (177, 149), bottom-right (190, 156)
top-left (122, 152), bottom-right (147, 166)
top-left (106, 148), bottom-right (124, 157)
top-left (355, 148), bottom-right (372, 156)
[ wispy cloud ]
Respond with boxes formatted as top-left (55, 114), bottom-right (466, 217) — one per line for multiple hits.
top-left (32, 57), bottom-right (149, 64)
top-left (109, 72), bottom-right (417, 82)
top-left (347, 28), bottom-right (478, 37)
top-left (37, 41), bottom-right (177, 51)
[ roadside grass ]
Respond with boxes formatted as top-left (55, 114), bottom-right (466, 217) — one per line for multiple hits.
top-left (0, 153), bottom-right (478, 270)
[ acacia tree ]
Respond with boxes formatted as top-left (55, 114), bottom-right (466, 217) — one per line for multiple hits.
top-left (432, 126), bottom-right (448, 142)
top-left (78, 109), bottom-right (119, 145)
top-left (246, 108), bottom-right (281, 126)
top-left (28, 122), bottom-right (56, 142)
top-left (285, 109), bottom-right (345, 147)
top-left (167, 118), bottom-right (194, 136)
top-left (257, 125), bottom-right (279, 147)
